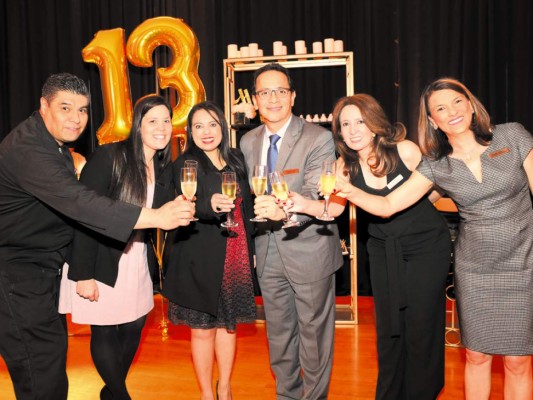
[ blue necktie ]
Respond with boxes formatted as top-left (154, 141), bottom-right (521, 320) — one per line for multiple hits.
top-left (267, 134), bottom-right (281, 192)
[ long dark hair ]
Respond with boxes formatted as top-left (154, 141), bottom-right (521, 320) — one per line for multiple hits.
top-left (332, 94), bottom-right (406, 178)
top-left (184, 100), bottom-right (247, 180)
top-left (418, 77), bottom-right (493, 160)
top-left (109, 95), bottom-right (172, 206)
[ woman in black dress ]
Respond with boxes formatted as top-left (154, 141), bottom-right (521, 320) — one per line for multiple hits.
top-left (162, 101), bottom-right (256, 400)
top-left (289, 94), bottom-right (451, 399)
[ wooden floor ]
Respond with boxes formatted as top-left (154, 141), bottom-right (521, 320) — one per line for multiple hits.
top-left (0, 295), bottom-right (505, 399)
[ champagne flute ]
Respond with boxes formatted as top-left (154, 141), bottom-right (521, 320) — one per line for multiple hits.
top-left (180, 167), bottom-right (198, 221)
top-left (250, 165), bottom-right (268, 222)
top-left (269, 171), bottom-right (298, 229)
top-left (316, 160), bottom-right (336, 221)
top-left (184, 160), bottom-right (198, 169)
top-left (221, 171), bottom-right (238, 228)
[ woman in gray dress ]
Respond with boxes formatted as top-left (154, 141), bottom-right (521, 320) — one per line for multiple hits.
top-left (332, 78), bottom-right (533, 399)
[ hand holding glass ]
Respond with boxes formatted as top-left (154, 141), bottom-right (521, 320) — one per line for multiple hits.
top-left (269, 171), bottom-right (298, 229)
top-left (221, 171), bottom-right (238, 228)
top-left (317, 160), bottom-right (336, 221)
top-left (180, 167), bottom-right (198, 221)
top-left (250, 165), bottom-right (268, 222)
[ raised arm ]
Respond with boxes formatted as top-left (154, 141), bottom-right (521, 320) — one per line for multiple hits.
top-left (397, 139), bottom-right (441, 203)
top-left (336, 172), bottom-right (432, 217)
top-left (334, 157), bottom-right (433, 218)
top-left (287, 191), bottom-right (347, 218)
top-left (134, 197), bottom-right (194, 230)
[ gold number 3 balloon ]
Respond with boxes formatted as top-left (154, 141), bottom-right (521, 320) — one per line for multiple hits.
top-left (83, 17), bottom-right (206, 145)
top-left (127, 17), bottom-right (205, 138)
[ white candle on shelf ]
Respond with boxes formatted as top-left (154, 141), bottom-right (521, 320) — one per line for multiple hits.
top-left (248, 43), bottom-right (258, 57)
top-left (248, 43), bottom-right (259, 57)
top-left (312, 41), bottom-right (323, 54)
top-left (273, 41), bottom-right (283, 56)
top-left (227, 44), bottom-right (238, 58)
top-left (334, 40), bottom-right (344, 52)
top-left (295, 40), bottom-right (306, 54)
top-left (324, 38), bottom-right (334, 52)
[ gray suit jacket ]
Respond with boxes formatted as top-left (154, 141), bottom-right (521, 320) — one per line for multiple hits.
top-left (240, 115), bottom-right (343, 284)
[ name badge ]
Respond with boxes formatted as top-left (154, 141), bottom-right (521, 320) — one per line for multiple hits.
top-left (387, 174), bottom-right (404, 189)
top-left (282, 168), bottom-right (299, 176)
top-left (488, 147), bottom-right (510, 158)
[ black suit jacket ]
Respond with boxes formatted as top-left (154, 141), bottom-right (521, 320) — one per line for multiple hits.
top-left (67, 143), bottom-right (175, 287)
top-left (0, 112), bottom-right (140, 272)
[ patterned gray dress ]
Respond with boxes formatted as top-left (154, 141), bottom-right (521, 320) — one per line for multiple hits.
top-left (417, 123), bottom-right (533, 355)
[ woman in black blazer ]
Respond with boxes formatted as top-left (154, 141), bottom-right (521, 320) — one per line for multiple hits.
top-left (60, 95), bottom-right (178, 399)
top-left (162, 101), bottom-right (256, 400)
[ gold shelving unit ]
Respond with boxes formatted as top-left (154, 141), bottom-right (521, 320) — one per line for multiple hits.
top-left (222, 52), bottom-right (358, 324)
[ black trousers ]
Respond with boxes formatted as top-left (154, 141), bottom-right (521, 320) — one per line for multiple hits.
top-left (368, 230), bottom-right (451, 400)
top-left (0, 263), bottom-right (68, 400)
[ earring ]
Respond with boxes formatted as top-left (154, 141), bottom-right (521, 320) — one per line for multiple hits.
top-left (372, 133), bottom-right (376, 138)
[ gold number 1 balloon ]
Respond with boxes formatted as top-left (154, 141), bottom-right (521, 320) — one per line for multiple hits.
top-left (82, 28), bottom-right (133, 144)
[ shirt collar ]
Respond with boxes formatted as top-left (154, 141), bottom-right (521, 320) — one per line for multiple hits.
top-left (32, 111), bottom-right (65, 151)
top-left (264, 115), bottom-right (292, 140)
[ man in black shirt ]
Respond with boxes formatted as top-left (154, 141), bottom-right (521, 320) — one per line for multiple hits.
top-left (0, 73), bottom-right (194, 399)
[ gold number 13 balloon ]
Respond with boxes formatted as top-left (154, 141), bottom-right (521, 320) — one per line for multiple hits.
top-left (82, 16), bottom-right (206, 145)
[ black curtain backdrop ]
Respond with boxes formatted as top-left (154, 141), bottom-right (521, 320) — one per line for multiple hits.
top-left (0, 0), bottom-right (531, 155)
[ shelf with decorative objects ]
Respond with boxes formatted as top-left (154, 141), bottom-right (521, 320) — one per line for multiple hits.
top-left (224, 52), bottom-right (353, 138)
top-left (223, 52), bottom-right (358, 324)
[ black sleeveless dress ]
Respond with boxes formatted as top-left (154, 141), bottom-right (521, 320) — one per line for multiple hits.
top-left (352, 146), bottom-right (451, 400)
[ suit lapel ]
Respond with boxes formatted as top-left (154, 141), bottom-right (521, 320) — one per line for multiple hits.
top-left (250, 126), bottom-right (266, 167)
top-left (246, 125), bottom-right (265, 167)
top-left (277, 115), bottom-right (301, 171)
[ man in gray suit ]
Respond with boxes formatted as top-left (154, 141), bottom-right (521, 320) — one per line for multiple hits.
top-left (240, 63), bottom-right (343, 399)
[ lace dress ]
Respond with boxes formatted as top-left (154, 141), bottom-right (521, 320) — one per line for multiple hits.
top-left (169, 193), bottom-right (256, 331)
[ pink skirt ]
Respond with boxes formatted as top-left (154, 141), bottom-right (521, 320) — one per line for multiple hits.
top-left (58, 236), bottom-right (154, 325)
